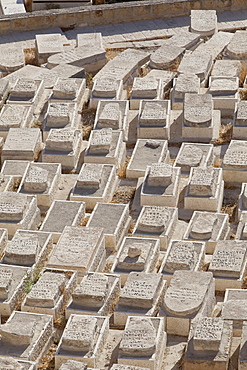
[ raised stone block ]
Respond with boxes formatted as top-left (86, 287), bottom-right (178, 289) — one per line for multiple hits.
top-left (90, 78), bottom-right (124, 109)
top-left (178, 52), bottom-right (212, 82)
top-left (208, 76), bottom-right (239, 115)
top-left (225, 30), bottom-right (247, 59)
top-left (149, 43), bottom-right (185, 70)
top-left (130, 77), bottom-right (163, 110)
top-left (0, 357), bottom-right (36, 370)
top-left (222, 140), bottom-right (247, 182)
top-left (0, 104), bottom-right (34, 139)
top-left (222, 289), bottom-right (247, 336)
top-left (36, 34), bottom-right (64, 64)
top-left (7, 78), bottom-right (44, 112)
top-left (171, 74), bottom-right (200, 110)
top-left (190, 10), bottom-right (217, 37)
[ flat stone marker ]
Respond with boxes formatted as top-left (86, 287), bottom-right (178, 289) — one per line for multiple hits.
top-left (178, 52), bottom-right (212, 82)
top-left (51, 77), bottom-right (86, 103)
top-left (0, 104), bottom-right (33, 138)
top-left (190, 10), bottom-right (217, 37)
top-left (222, 289), bottom-right (247, 336)
top-left (184, 94), bottom-right (213, 127)
top-left (0, 43), bottom-right (25, 73)
top-left (174, 143), bottom-right (214, 173)
top-left (36, 34), bottom-right (64, 64)
top-left (222, 140), bottom-right (247, 182)
top-left (130, 77), bottom-right (163, 109)
top-left (77, 32), bottom-right (103, 48)
top-left (59, 360), bottom-right (88, 370)
top-left (211, 60), bottom-right (242, 78)
top-left (172, 74), bottom-right (200, 109)
top-left (150, 43), bottom-right (185, 70)
top-left (0, 357), bottom-right (36, 370)
top-left (226, 30), bottom-right (247, 59)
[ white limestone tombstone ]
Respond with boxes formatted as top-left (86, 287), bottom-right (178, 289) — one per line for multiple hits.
top-left (90, 78), bottom-right (125, 109)
top-left (0, 104), bottom-right (34, 139)
top-left (171, 74), bottom-right (200, 110)
top-left (35, 34), bottom-right (64, 64)
top-left (222, 289), bottom-right (247, 336)
top-left (208, 76), bottom-right (239, 115)
top-left (149, 43), bottom-right (185, 70)
top-left (190, 10), bottom-right (218, 37)
top-left (130, 77), bottom-right (163, 110)
top-left (225, 30), bottom-right (247, 59)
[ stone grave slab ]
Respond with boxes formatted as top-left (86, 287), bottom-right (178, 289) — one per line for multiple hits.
top-left (178, 52), bottom-right (212, 82)
top-left (130, 77), bottom-right (163, 110)
top-left (233, 101), bottom-right (247, 139)
top-left (225, 30), bottom-right (247, 59)
top-left (171, 74), bottom-right (200, 110)
top-left (208, 76), bottom-right (239, 115)
top-left (190, 10), bottom-right (217, 37)
top-left (0, 43), bottom-right (25, 73)
top-left (50, 77), bottom-right (87, 109)
top-left (36, 34), bottom-right (64, 64)
top-left (59, 360), bottom-right (89, 370)
top-left (149, 43), bottom-right (185, 70)
top-left (222, 140), bottom-right (247, 182)
top-left (165, 30), bottom-right (201, 50)
top-left (222, 289), bottom-right (247, 336)
top-left (0, 357), bottom-right (36, 370)
top-left (90, 78), bottom-right (124, 109)
top-left (77, 33), bottom-right (103, 49)
top-left (211, 60), bottom-right (242, 79)
top-left (174, 143), bottom-right (214, 174)
top-left (0, 104), bottom-right (34, 139)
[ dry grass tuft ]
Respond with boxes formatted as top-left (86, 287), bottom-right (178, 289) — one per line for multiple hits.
top-left (221, 203), bottom-right (237, 223)
top-left (80, 215), bottom-right (90, 226)
top-left (213, 123), bottom-right (232, 145)
top-left (24, 48), bottom-right (38, 66)
top-left (118, 156), bottom-right (131, 179)
top-left (240, 88), bottom-right (247, 100)
top-left (106, 49), bottom-right (122, 61)
top-left (38, 344), bottom-right (57, 370)
top-left (111, 186), bottom-right (136, 205)
top-left (128, 218), bottom-right (136, 235)
top-left (81, 108), bottom-right (96, 140)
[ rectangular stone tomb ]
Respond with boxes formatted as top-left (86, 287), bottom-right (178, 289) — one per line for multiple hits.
top-left (222, 140), bottom-right (247, 182)
top-left (130, 77), bottom-right (163, 110)
top-left (55, 314), bottom-right (109, 369)
top-left (178, 52), bottom-right (212, 83)
top-left (1, 160), bottom-right (30, 179)
top-left (208, 76), bottom-right (239, 115)
top-left (36, 34), bottom-right (64, 64)
top-left (42, 128), bottom-right (83, 171)
top-left (159, 240), bottom-right (205, 284)
top-left (190, 10), bottom-right (217, 37)
top-left (184, 166), bottom-right (224, 212)
top-left (76, 32), bottom-right (103, 49)
top-left (84, 128), bottom-right (126, 170)
top-left (114, 272), bottom-right (166, 327)
top-left (126, 139), bottom-right (170, 179)
top-left (137, 100), bottom-right (171, 140)
top-left (50, 77), bottom-right (87, 105)
top-left (211, 60), bottom-right (241, 79)
top-left (118, 316), bottom-right (166, 370)
top-left (184, 317), bottom-right (232, 370)
top-left (0, 310), bottom-right (53, 362)
top-left (21, 269), bottom-right (77, 319)
top-left (140, 163), bottom-right (181, 207)
top-left (2, 229), bottom-right (53, 279)
top-left (70, 163), bottom-right (118, 211)
top-left (40, 200), bottom-right (85, 243)
top-left (47, 226), bottom-right (105, 281)
top-left (18, 162), bottom-right (61, 208)
top-left (132, 205), bottom-right (178, 251)
top-left (184, 210), bottom-right (230, 254)
top-left (208, 240), bottom-right (247, 291)
top-left (90, 78), bottom-right (124, 109)
top-left (2, 128), bottom-right (43, 163)
top-left (0, 192), bottom-right (41, 237)
top-left (225, 30), bottom-right (247, 60)
top-left (222, 289), bottom-right (247, 336)
top-left (0, 79), bottom-right (10, 108)
top-left (171, 74), bottom-right (200, 110)
top-left (111, 236), bottom-right (160, 286)
top-left (236, 212), bottom-right (247, 238)
top-left (0, 357), bottom-right (36, 370)
top-left (66, 272), bottom-right (120, 318)
top-left (87, 202), bottom-right (131, 251)
top-left (7, 78), bottom-right (44, 109)
top-left (233, 101), bottom-right (247, 139)
top-left (94, 100), bottom-right (129, 142)
top-left (160, 270), bottom-right (215, 336)
top-left (174, 142), bottom-right (214, 174)
top-left (182, 93), bottom-right (220, 142)
top-left (0, 104), bottom-right (34, 139)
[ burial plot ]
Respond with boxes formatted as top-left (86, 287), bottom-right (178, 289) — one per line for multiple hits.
top-left (233, 101), bottom-right (247, 139)
top-left (184, 317), bottom-right (233, 370)
top-left (36, 34), bottom-right (64, 64)
top-left (130, 77), bottom-right (163, 110)
top-left (144, 70), bottom-right (175, 95)
top-left (47, 226), bottom-right (105, 281)
top-left (7, 78), bottom-right (44, 112)
top-left (171, 74), bottom-right (200, 110)
top-left (0, 192), bottom-right (40, 237)
top-left (149, 43), bottom-right (185, 70)
top-left (184, 166), bottom-right (224, 212)
top-left (184, 210), bottom-right (230, 254)
top-left (40, 200), bottom-right (85, 242)
top-left (0, 105), bottom-right (34, 139)
top-left (118, 316), bottom-right (166, 370)
top-left (114, 272), bottom-right (166, 327)
top-left (90, 78), bottom-right (124, 109)
top-left (66, 272), bottom-right (120, 318)
top-left (94, 100), bottom-right (129, 142)
top-left (50, 77), bottom-right (87, 107)
top-left (87, 202), bottom-right (131, 251)
top-left (165, 30), bottom-right (201, 50)
top-left (140, 163), bottom-right (181, 207)
top-left (55, 314), bottom-right (109, 368)
top-left (208, 76), bottom-right (239, 115)
top-left (174, 143), bottom-right (214, 174)
top-left (137, 100), bottom-right (171, 140)
top-left (211, 60), bottom-right (242, 79)
top-left (0, 43), bottom-right (25, 73)
top-left (0, 357), bottom-right (36, 370)
top-left (161, 270), bottom-right (215, 336)
top-left (208, 240), bottom-right (247, 291)
top-left (70, 163), bottom-right (118, 211)
top-left (178, 52), bottom-right (212, 83)
top-left (126, 139), bottom-right (170, 179)
top-left (21, 269), bottom-right (77, 319)
top-left (190, 10), bottom-right (217, 37)
top-left (225, 31), bottom-right (247, 59)
top-left (222, 140), bottom-right (247, 182)
top-left (42, 128), bottom-right (83, 171)
top-left (111, 236), bottom-right (160, 286)
top-left (2, 128), bottom-right (43, 163)
top-left (222, 289), bottom-right (247, 336)
top-left (18, 162), bottom-right (61, 208)
top-left (159, 240), bottom-right (205, 284)
top-left (133, 205), bottom-right (178, 251)
top-left (0, 310), bottom-right (53, 362)
top-left (84, 128), bottom-right (126, 170)
top-left (0, 79), bottom-right (10, 108)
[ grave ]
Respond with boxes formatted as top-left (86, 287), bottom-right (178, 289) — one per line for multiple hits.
top-left (66, 272), bottom-right (120, 318)
top-left (50, 77), bottom-right (87, 108)
top-left (18, 162), bottom-right (61, 208)
top-left (184, 211), bottom-right (230, 254)
top-left (126, 139), bottom-right (170, 179)
top-left (118, 316), bottom-right (166, 370)
top-left (208, 240), bottom-right (247, 291)
top-left (221, 289), bottom-right (247, 336)
top-left (84, 128), bottom-right (126, 170)
top-left (161, 270), bottom-right (215, 336)
top-left (164, 30), bottom-right (201, 50)
top-left (7, 78), bottom-right (44, 112)
top-left (47, 226), bottom-right (105, 281)
top-left (0, 192), bottom-right (41, 237)
top-left (90, 78), bottom-right (125, 109)
top-left (211, 60), bottom-right (242, 79)
top-left (1, 128), bottom-right (43, 163)
top-left (111, 236), bottom-right (160, 286)
top-left (42, 128), bottom-right (83, 171)
top-left (40, 200), bottom-right (85, 242)
top-left (35, 34), bottom-right (64, 64)
top-left (0, 79), bottom-right (10, 108)
top-left (76, 33), bottom-right (103, 49)
top-left (233, 101), bottom-right (247, 139)
top-left (208, 76), bottom-right (239, 115)
top-left (137, 100), bottom-right (171, 140)
top-left (182, 93), bottom-right (220, 142)
top-left (174, 143), bottom-right (214, 174)
top-left (0, 43), bottom-right (25, 73)
top-left (184, 317), bottom-right (233, 370)
top-left (132, 205), bottom-right (178, 250)
top-left (59, 360), bottom-right (90, 370)
top-left (0, 357), bottom-right (36, 370)
top-left (149, 43), bottom-right (185, 70)
top-left (114, 272), bottom-right (166, 327)
top-left (236, 212), bottom-right (247, 239)
top-left (70, 163), bottom-right (118, 211)
top-left (21, 269), bottom-right (77, 319)
top-left (140, 163), bottom-right (181, 207)
top-left (55, 314), bottom-right (109, 368)
top-left (130, 77), bottom-right (163, 110)
top-left (184, 166), bottom-right (224, 212)
top-left (190, 10), bottom-right (217, 37)
top-left (178, 52), bottom-right (212, 83)
top-left (225, 30), bottom-right (247, 59)
top-left (111, 366), bottom-right (149, 370)
top-left (0, 310), bottom-right (53, 362)
top-left (0, 104), bottom-right (34, 139)
top-left (159, 240), bottom-right (205, 284)
top-left (143, 70), bottom-right (175, 94)
top-left (222, 140), bottom-right (247, 182)
top-left (171, 74), bottom-right (200, 110)
top-left (87, 202), bottom-right (131, 251)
